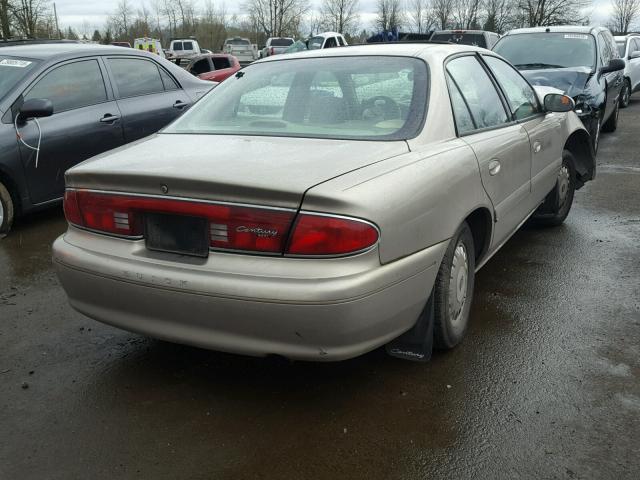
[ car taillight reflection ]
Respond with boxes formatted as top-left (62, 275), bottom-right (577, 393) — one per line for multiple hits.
top-left (63, 190), bottom-right (379, 257)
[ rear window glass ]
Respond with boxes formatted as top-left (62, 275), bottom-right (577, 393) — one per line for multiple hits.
top-left (617, 41), bottom-right (626, 57)
top-left (226, 39), bottom-right (250, 46)
top-left (431, 32), bottom-right (487, 48)
top-left (165, 56), bottom-right (428, 141)
top-left (183, 41), bottom-right (193, 50)
top-left (271, 38), bottom-right (294, 47)
top-left (172, 42), bottom-right (183, 51)
top-left (0, 56), bottom-right (40, 101)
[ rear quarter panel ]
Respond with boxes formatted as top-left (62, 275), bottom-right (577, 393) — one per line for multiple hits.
top-left (301, 139), bottom-right (492, 264)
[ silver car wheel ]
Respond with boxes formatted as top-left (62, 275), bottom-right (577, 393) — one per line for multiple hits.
top-left (557, 165), bottom-right (571, 207)
top-left (448, 242), bottom-right (469, 325)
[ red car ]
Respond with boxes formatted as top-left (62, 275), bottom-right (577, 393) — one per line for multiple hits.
top-left (186, 54), bottom-right (241, 83)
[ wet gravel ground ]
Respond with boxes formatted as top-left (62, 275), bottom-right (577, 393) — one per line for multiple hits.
top-left (1, 103), bottom-right (639, 480)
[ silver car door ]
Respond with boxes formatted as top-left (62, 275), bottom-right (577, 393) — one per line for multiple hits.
top-left (630, 38), bottom-right (640, 91)
top-left (446, 55), bottom-right (532, 248)
top-left (482, 55), bottom-right (564, 207)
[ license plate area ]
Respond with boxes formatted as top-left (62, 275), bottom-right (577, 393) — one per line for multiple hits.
top-left (145, 213), bottom-right (209, 258)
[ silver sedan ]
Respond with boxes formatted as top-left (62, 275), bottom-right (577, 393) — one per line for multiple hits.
top-left (53, 44), bottom-right (594, 361)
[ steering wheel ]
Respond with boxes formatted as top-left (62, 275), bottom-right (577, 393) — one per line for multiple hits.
top-left (361, 96), bottom-right (401, 121)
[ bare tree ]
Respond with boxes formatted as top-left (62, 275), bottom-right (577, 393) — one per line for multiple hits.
top-left (453, 0), bottom-right (482, 29)
top-left (483, 0), bottom-right (513, 33)
top-left (609, 0), bottom-right (640, 34)
top-left (431, 0), bottom-right (454, 29)
top-left (1, 0), bottom-right (11, 38)
top-left (407, 0), bottom-right (429, 33)
top-left (376, 0), bottom-right (404, 31)
top-left (516, 0), bottom-right (589, 27)
top-left (110, 0), bottom-right (134, 39)
top-left (13, 0), bottom-right (50, 37)
top-left (321, 0), bottom-right (359, 35)
top-left (245, 0), bottom-right (308, 37)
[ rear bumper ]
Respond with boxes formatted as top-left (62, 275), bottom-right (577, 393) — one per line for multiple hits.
top-left (53, 228), bottom-right (447, 360)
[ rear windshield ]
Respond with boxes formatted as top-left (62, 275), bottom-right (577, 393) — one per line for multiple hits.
top-left (164, 56), bottom-right (428, 141)
top-left (0, 56), bottom-right (40, 101)
top-left (271, 38), bottom-right (294, 47)
top-left (494, 33), bottom-right (597, 69)
top-left (226, 39), bottom-right (250, 46)
top-left (172, 42), bottom-right (183, 51)
top-left (431, 32), bottom-right (487, 48)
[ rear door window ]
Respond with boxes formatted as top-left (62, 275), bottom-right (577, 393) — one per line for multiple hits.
top-left (159, 68), bottom-right (179, 90)
top-left (191, 59), bottom-right (211, 75)
top-left (213, 57), bottom-right (231, 69)
top-left (108, 58), bottom-right (165, 98)
top-left (325, 37), bottom-right (337, 48)
top-left (446, 55), bottom-right (509, 130)
top-left (25, 59), bottom-right (107, 112)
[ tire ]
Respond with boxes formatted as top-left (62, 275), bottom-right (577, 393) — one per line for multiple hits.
top-left (433, 222), bottom-right (476, 349)
top-left (620, 79), bottom-right (631, 108)
top-left (531, 150), bottom-right (576, 227)
top-left (0, 180), bottom-right (15, 238)
top-left (602, 100), bottom-right (619, 132)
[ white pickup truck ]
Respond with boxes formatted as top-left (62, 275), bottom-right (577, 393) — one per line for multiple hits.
top-left (223, 37), bottom-right (258, 66)
top-left (166, 38), bottom-right (202, 65)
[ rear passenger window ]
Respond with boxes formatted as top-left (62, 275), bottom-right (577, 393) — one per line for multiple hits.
top-left (108, 58), bottom-right (165, 98)
top-left (446, 56), bottom-right (509, 131)
top-left (159, 68), bottom-right (179, 91)
top-left (26, 59), bottom-right (107, 113)
top-left (212, 57), bottom-right (231, 70)
top-left (446, 73), bottom-right (475, 134)
top-left (325, 37), bottom-right (337, 48)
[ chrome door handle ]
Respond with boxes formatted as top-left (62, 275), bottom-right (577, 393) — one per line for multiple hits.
top-left (488, 159), bottom-right (501, 176)
top-left (533, 141), bottom-right (542, 153)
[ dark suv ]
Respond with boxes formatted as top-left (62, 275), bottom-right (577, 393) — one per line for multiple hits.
top-left (494, 26), bottom-right (625, 152)
top-left (0, 44), bottom-right (212, 235)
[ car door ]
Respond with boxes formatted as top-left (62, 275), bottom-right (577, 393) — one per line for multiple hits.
top-left (105, 56), bottom-right (192, 142)
top-left (482, 55), bottom-right (564, 207)
top-left (629, 38), bottom-right (640, 91)
top-left (598, 32), bottom-right (620, 120)
top-left (446, 55), bottom-right (533, 247)
top-left (17, 58), bottom-right (124, 204)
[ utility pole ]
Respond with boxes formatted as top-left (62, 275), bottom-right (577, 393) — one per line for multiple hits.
top-left (53, 3), bottom-right (60, 39)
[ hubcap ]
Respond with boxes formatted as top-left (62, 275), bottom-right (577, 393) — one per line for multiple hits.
top-left (557, 164), bottom-right (571, 206)
top-left (448, 242), bottom-right (469, 325)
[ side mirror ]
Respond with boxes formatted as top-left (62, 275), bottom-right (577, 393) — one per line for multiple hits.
top-left (19, 98), bottom-right (53, 119)
top-left (600, 58), bottom-right (625, 74)
top-left (629, 51), bottom-right (640, 60)
top-left (544, 93), bottom-right (575, 113)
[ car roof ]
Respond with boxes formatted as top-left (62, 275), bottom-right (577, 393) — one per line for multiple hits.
top-left (615, 34), bottom-right (640, 40)
top-left (257, 42), bottom-right (488, 64)
top-left (312, 32), bottom-right (342, 38)
top-left (0, 43), bottom-right (153, 60)
top-left (432, 30), bottom-right (490, 34)
top-left (503, 25), bottom-right (606, 36)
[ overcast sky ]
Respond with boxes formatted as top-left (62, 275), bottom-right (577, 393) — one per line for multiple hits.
top-left (52, 0), bottom-right (614, 35)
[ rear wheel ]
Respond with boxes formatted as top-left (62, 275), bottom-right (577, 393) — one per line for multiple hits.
top-left (620, 79), bottom-right (631, 108)
top-left (532, 150), bottom-right (576, 227)
top-left (433, 223), bottom-right (475, 349)
top-left (0, 181), bottom-right (15, 237)
top-left (602, 100), bottom-right (619, 132)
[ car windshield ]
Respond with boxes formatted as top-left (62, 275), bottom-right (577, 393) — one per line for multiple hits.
top-left (431, 32), bottom-right (487, 48)
top-left (164, 56), bottom-right (428, 141)
top-left (0, 56), bottom-right (40, 101)
top-left (494, 32), bottom-right (596, 69)
top-left (271, 38), bottom-right (294, 47)
top-left (308, 37), bottom-right (325, 49)
top-left (617, 41), bottom-right (626, 56)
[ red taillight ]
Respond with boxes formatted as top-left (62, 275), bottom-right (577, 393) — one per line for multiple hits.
top-left (270, 47), bottom-right (275, 55)
top-left (63, 190), bottom-right (82, 226)
top-left (65, 190), bottom-right (295, 253)
top-left (286, 214), bottom-right (379, 256)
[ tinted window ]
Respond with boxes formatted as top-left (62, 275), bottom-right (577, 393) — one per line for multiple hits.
top-left (212, 57), bottom-right (231, 70)
top-left (26, 60), bottom-right (107, 112)
top-left (183, 41), bottom-right (193, 50)
top-left (226, 39), bottom-right (250, 46)
top-left (108, 58), bottom-right (164, 98)
top-left (338, 36), bottom-right (346, 46)
top-left (0, 56), bottom-right (40, 101)
top-left (484, 56), bottom-right (539, 120)
top-left (446, 73), bottom-right (475, 134)
top-left (431, 32), bottom-right (487, 48)
top-left (173, 42), bottom-right (183, 51)
top-left (446, 56), bottom-right (508, 130)
top-left (166, 56), bottom-right (428, 141)
top-left (159, 68), bottom-right (179, 91)
top-left (270, 38), bottom-right (293, 46)
top-left (325, 37), bottom-right (337, 48)
top-left (494, 33), bottom-right (596, 69)
top-left (191, 59), bottom-right (211, 75)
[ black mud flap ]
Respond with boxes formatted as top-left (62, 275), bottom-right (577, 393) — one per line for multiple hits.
top-left (385, 291), bottom-right (434, 362)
